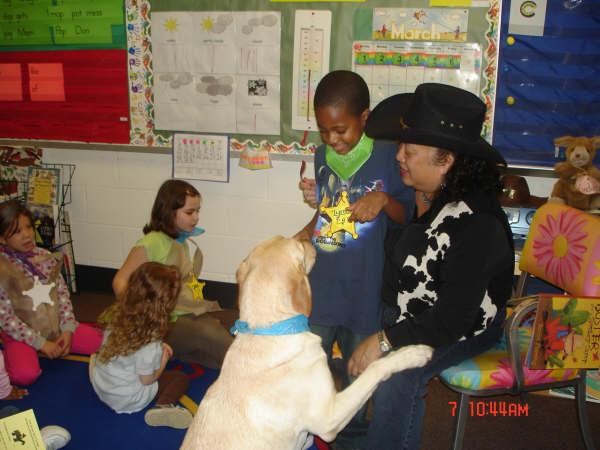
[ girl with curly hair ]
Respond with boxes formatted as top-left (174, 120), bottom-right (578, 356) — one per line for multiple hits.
top-left (90, 262), bottom-right (193, 429)
top-left (111, 179), bottom-right (235, 369)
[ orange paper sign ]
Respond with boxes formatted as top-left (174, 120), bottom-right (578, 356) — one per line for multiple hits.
top-left (28, 63), bottom-right (66, 102)
top-left (0, 63), bottom-right (23, 101)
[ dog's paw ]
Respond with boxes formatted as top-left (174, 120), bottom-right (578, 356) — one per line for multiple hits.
top-left (386, 344), bottom-right (434, 373)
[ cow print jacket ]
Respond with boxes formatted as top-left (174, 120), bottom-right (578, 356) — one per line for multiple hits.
top-left (382, 191), bottom-right (514, 349)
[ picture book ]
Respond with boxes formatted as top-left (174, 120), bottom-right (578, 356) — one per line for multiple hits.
top-left (26, 166), bottom-right (60, 205)
top-left (0, 409), bottom-right (45, 449)
top-left (28, 203), bottom-right (58, 249)
top-left (549, 369), bottom-right (600, 403)
top-left (528, 295), bottom-right (600, 369)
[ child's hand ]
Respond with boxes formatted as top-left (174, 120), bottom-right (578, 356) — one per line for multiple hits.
top-left (161, 343), bottom-right (173, 366)
top-left (4, 386), bottom-right (28, 400)
top-left (40, 340), bottom-right (63, 359)
top-left (348, 191), bottom-right (388, 223)
top-left (299, 178), bottom-right (317, 208)
top-left (56, 331), bottom-right (73, 356)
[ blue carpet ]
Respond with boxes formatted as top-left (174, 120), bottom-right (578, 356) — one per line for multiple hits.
top-left (2, 357), bottom-right (218, 449)
top-left (3, 356), bottom-right (322, 449)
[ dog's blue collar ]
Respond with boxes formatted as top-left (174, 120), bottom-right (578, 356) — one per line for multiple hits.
top-left (230, 314), bottom-right (309, 336)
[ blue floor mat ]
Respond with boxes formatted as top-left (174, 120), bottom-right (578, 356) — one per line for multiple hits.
top-left (2, 357), bottom-right (218, 450)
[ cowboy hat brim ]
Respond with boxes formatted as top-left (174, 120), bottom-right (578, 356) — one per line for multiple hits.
top-left (365, 92), bottom-right (506, 165)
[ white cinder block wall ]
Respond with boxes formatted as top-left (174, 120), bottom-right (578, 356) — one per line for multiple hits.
top-left (43, 147), bottom-right (315, 283)
top-left (43, 147), bottom-right (556, 283)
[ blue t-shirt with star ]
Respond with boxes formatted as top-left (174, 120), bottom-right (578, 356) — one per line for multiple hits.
top-left (309, 140), bottom-right (414, 334)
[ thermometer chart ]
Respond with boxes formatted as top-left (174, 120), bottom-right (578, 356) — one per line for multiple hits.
top-left (291, 10), bottom-right (331, 131)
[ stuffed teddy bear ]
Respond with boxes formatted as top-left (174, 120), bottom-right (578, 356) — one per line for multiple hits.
top-left (549, 135), bottom-right (600, 210)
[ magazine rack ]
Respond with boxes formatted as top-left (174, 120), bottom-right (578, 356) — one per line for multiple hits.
top-left (42, 163), bottom-right (77, 293)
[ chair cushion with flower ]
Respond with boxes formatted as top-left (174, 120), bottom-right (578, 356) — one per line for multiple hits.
top-left (439, 203), bottom-right (600, 450)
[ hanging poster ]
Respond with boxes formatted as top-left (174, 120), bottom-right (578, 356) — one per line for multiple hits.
top-left (173, 133), bottom-right (230, 182)
top-left (352, 41), bottom-right (482, 108)
top-left (290, 10), bottom-right (331, 132)
top-left (152, 11), bottom-right (281, 135)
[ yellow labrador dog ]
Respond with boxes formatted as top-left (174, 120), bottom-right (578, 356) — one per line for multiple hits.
top-left (180, 236), bottom-right (432, 450)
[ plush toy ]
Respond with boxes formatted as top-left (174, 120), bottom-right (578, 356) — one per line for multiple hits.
top-left (549, 135), bottom-right (600, 210)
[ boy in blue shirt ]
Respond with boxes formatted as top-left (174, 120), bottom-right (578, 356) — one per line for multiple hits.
top-left (296, 71), bottom-right (414, 436)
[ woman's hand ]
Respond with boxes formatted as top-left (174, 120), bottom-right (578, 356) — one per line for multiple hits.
top-left (56, 331), bottom-right (73, 356)
top-left (299, 177), bottom-right (317, 208)
top-left (40, 340), bottom-right (63, 359)
top-left (348, 333), bottom-right (383, 377)
top-left (348, 191), bottom-right (388, 223)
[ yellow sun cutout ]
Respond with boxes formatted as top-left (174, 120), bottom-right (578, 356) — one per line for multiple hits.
top-left (201, 17), bottom-right (214, 31)
top-left (164, 18), bottom-right (178, 32)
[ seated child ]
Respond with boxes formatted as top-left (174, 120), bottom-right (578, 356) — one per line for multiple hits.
top-left (112, 179), bottom-right (235, 369)
top-left (90, 262), bottom-right (193, 429)
top-left (0, 199), bottom-right (102, 386)
top-left (1, 350), bottom-right (70, 450)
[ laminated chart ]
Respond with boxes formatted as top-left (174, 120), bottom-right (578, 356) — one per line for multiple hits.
top-left (152, 11), bottom-right (281, 135)
top-left (173, 133), bottom-right (229, 182)
top-left (352, 41), bottom-right (482, 109)
top-left (291, 10), bottom-right (331, 132)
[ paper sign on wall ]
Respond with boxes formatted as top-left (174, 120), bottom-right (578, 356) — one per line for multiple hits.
top-left (508, 0), bottom-right (548, 36)
top-left (0, 63), bottom-right (23, 101)
top-left (291, 10), bottom-right (331, 131)
top-left (173, 133), bottom-right (230, 182)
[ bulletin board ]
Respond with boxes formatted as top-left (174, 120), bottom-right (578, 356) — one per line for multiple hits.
top-left (493, 0), bottom-right (600, 168)
top-left (0, 0), bottom-right (130, 144)
top-left (0, 0), bottom-right (501, 156)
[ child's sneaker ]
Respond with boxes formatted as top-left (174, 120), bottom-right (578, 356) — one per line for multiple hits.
top-left (144, 404), bottom-right (193, 429)
top-left (40, 425), bottom-right (71, 450)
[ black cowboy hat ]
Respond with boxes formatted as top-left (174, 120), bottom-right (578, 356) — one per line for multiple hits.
top-left (365, 83), bottom-right (506, 165)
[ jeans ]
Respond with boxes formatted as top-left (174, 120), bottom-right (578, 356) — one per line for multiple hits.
top-left (366, 310), bottom-right (506, 450)
top-left (310, 324), bottom-right (371, 449)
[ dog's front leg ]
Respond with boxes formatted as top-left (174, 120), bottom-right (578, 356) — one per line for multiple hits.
top-left (311, 344), bottom-right (433, 442)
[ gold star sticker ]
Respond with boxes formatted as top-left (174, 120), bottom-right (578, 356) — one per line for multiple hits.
top-left (186, 277), bottom-right (205, 301)
top-left (320, 191), bottom-right (358, 239)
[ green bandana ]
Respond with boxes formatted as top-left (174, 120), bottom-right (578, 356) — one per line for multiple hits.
top-left (326, 133), bottom-right (374, 181)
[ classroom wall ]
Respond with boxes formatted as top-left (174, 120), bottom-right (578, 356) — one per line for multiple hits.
top-left (43, 147), bottom-right (314, 283)
top-left (43, 148), bottom-right (558, 284)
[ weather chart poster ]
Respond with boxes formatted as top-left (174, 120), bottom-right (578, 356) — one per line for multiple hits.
top-left (0, 0), bottom-right (129, 144)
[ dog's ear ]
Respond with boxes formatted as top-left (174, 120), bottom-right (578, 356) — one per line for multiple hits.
top-left (290, 272), bottom-right (311, 316)
top-left (297, 239), bottom-right (316, 274)
top-left (289, 239), bottom-right (314, 315)
top-left (236, 258), bottom-right (250, 285)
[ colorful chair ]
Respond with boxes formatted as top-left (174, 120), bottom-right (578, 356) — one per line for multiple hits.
top-left (439, 202), bottom-right (600, 450)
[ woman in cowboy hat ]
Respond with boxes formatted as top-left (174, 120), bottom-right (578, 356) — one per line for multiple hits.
top-left (347, 83), bottom-right (514, 449)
